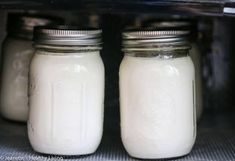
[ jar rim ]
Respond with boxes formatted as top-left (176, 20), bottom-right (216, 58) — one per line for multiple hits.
top-left (34, 44), bottom-right (102, 52)
top-left (122, 30), bottom-right (190, 52)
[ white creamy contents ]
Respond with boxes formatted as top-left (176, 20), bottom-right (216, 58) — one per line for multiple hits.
top-left (28, 51), bottom-right (104, 155)
top-left (119, 55), bottom-right (196, 159)
top-left (190, 44), bottom-right (203, 120)
top-left (0, 37), bottom-right (34, 121)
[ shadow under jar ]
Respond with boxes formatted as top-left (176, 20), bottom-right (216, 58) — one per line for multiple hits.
top-left (28, 27), bottom-right (104, 155)
top-left (119, 30), bottom-right (196, 159)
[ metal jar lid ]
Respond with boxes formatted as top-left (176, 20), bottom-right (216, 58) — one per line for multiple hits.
top-left (33, 26), bottom-right (102, 48)
top-left (7, 14), bottom-right (63, 39)
top-left (122, 30), bottom-right (191, 52)
top-left (142, 19), bottom-right (197, 40)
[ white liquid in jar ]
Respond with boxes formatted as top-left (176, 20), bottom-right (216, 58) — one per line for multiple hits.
top-left (119, 55), bottom-right (196, 159)
top-left (0, 37), bottom-right (34, 121)
top-left (28, 51), bottom-right (104, 155)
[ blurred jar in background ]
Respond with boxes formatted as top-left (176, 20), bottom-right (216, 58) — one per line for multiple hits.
top-left (0, 14), bottom-right (63, 122)
top-left (88, 14), bottom-right (101, 28)
top-left (143, 19), bottom-right (203, 121)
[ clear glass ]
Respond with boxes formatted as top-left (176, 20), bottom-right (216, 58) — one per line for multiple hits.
top-left (28, 47), bottom-right (105, 155)
top-left (0, 36), bottom-right (34, 122)
top-left (190, 43), bottom-right (203, 121)
top-left (119, 49), bottom-right (196, 159)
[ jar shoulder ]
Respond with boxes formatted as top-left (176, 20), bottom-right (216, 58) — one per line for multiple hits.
top-left (30, 52), bottom-right (104, 75)
top-left (120, 56), bottom-right (194, 75)
top-left (3, 37), bottom-right (33, 54)
top-left (4, 37), bottom-right (32, 47)
top-left (121, 55), bottom-right (194, 66)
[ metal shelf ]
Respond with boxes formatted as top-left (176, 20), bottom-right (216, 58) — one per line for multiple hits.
top-left (0, 109), bottom-right (235, 161)
top-left (0, 0), bottom-right (234, 17)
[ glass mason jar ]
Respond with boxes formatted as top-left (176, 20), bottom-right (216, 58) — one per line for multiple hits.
top-left (0, 14), bottom-right (59, 122)
top-left (119, 30), bottom-right (196, 159)
top-left (28, 27), bottom-right (104, 155)
top-left (143, 20), bottom-right (203, 120)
